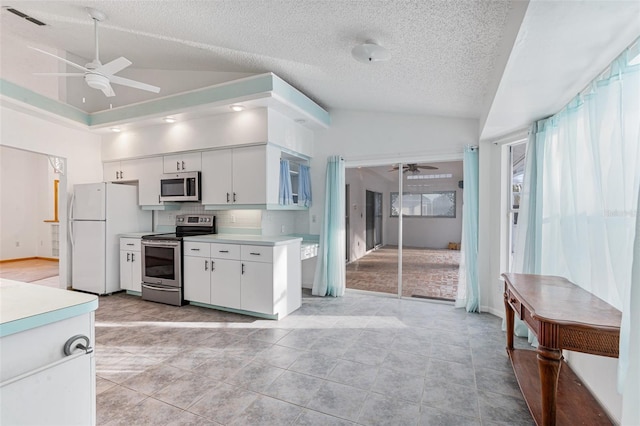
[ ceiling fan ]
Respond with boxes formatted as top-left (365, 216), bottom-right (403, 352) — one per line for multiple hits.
top-left (389, 163), bottom-right (438, 173)
top-left (29, 8), bottom-right (160, 98)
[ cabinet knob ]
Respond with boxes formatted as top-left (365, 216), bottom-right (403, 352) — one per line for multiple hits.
top-left (63, 334), bottom-right (93, 356)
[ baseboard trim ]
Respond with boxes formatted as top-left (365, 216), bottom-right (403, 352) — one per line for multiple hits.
top-left (0, 257), bottom-right (59, 264)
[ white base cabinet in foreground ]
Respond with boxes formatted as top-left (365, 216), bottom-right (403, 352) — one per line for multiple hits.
top-left (184, 238), bottom-right (301, 319)
top-left (0, 280), bottom-right (98, 426)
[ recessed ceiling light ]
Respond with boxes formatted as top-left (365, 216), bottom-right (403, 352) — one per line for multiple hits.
top-left (230, 104), bottom-right (245, 112)
top-left (110, 127), bottom-right (121, 133)
top-left (163, 117), bottom-right (176, 123)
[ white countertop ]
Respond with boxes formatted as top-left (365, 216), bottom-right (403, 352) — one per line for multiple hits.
top-left (119, 232), bottom-right (158, 238)
top-left (0, 279), bottom-right (98, 337)
top-left (183, 234), bottom-right (303, 246)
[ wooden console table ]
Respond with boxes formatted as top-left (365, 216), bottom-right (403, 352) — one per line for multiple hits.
top-left (502, 273), bottom-right (621, 426)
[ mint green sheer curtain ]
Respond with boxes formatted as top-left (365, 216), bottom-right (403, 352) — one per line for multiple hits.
top-left (312, 156), bottom-right (345, 297)
top-left (456, 146), bottom-right (479, 312)
top-left (512, 41), bottom-right (640, 424)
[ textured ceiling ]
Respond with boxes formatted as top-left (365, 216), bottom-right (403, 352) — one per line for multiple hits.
top-left (1, 0), bottom-right (514, 116)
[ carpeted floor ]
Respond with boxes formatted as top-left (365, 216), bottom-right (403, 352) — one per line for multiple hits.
top-left (0, 258), bottom-right (59, 283)
top-left (346, 246), bottom-right (460, 301)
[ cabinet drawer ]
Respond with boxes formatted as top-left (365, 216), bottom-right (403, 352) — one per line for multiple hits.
top-left (120, 238), bottom-right (141, 251)
top-left (210, 243), bottom-right (240, 260)
top-left (241, 245), bottom-right (273, 263)
top-left (184, 242), bottom-right (211, 258)
top-left (506, 288), bottom-right (522, 318)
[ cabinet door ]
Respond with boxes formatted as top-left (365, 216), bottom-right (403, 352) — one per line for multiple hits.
top-left (232, 146), bottom-right (266, 204)
top-left (184, 256), bottom-right (210, 304)
top-left (211, 259), bottom-right (241, 309)
top-left (120, 250), bottom-right (132, 291)
top-left (136, 157), bottom-right (164, 206)
top-left (118, 159), bottom-right (139, 181)
top-left (163, 153), bottom-right (202, 173)
top-left (103, 162), bottom-right (121, 182)
top-left (241, 261), bottom-right (273, 314)
top-left (201, 150), bottom-right (233, 204)
top-left (130, 250), bottom-right (142, 292)
top-left (0, 353), bottom-right (94, 426)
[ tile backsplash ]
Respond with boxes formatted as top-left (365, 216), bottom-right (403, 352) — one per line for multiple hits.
top-left (155, 204), bottom-right (307, 236)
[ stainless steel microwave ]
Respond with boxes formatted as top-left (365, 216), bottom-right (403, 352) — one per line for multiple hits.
top-left (160, 171), bottom-right (200, 202)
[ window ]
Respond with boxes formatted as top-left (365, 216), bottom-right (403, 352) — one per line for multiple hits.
top-left (390, 191), bottom-right (456, 217)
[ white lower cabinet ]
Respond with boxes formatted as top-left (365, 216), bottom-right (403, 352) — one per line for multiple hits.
top-left (119, 238), bottom-right (142, 292)
top-left (183, 240), bottom-right (301, 318)
top-left (1, 312), bottom-right (96, 426)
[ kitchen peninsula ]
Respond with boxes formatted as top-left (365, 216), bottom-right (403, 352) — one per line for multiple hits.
top-left (183, 234), bottom-right (302, 319)
top-left (0, 279), bottom-right (98, 425)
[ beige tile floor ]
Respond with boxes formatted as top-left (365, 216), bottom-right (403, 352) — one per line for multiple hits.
top-left (94, 290), bottom-right (534, 425)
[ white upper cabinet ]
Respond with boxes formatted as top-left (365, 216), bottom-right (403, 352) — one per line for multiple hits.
top-left (201, 149), bottom-right (233, 204)
top-left (163, 152), bottom-right (202, 173)
top-left (103, 159), bottom-right (139, 182)
top-left (201, 145), bottom-right (279, 207)
top-left (135, 157), bottom-right (164, 206)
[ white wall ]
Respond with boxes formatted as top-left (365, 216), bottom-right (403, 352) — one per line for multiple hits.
top-left (0, 104), bottom-right (103, 287)
top-left (0, 147), bottom-right (47, 259)
top-left (310, 110), bottom-right (477, 237)
top-left (345, 168), bottom-right (393, 261)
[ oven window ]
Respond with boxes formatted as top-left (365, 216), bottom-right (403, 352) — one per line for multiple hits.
top-left (161, 179), bottom-right (184, 197)
top-left (144, 246), bottom-right (176, 280)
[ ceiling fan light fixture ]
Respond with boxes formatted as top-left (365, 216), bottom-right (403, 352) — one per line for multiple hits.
top-left (230, 104), bottom-right (245, 112)
top-left (352, 41), bottom-right (390, 64)
top-left (163, 117), bottom-right (176, 123)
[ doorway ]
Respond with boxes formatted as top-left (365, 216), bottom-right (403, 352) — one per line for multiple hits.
top-left (365, 190), bottom-right (382, 251)
top-left (345, 161), bottom-right (463, 300)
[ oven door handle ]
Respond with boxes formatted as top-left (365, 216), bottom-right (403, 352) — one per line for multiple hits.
top-left (142, 283), bottom-right (180, 292)
top-left (142, 240), bottom-right (181, 247)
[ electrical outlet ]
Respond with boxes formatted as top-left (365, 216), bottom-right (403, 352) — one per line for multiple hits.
top-left (15, 241), bottom-right (20, 247)
top-left (281, 225), bottom-right (286, 233)
top-left (312, 214), bottom-right (316, 223)
top-left (231, 215), bottom-right (236, 223)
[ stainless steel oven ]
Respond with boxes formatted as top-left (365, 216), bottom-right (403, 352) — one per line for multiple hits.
top-left (141, 239), bottom-right (182, 305)
top-left (141, 214), bottom-right (216, 306)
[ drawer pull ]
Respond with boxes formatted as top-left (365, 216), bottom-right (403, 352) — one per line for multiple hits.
top-left (64, 334), bottom-right (93, 356)
top-left (219, 250), bottom-right (229, 253)
top-left (126, 243), bottom-right (135, 246)
top-left (510, 298), bottom-right (517, 304)
top-left (250, 252), bottom-right (261, 256)
top-left (190, 248), bottom-right (200, 251)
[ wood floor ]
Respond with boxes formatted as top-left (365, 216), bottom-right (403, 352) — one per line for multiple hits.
top-left (346, 246), bottom-right (460, 301)
top-left (0, 258), bottom-right (60, 284)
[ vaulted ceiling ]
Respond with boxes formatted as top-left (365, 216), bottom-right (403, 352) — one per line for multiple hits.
top-left (1, 0), bottom-right (638, 140)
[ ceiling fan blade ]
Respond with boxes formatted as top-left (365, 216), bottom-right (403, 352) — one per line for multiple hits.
top-left (28, 46), bottom-right (89, 72)
top-left (418, 165), bottom-right (438, 170)
top-left (33, 73), bottom-right (85, 77)
top-left (108, 75), bottom-right (160, 93)
top-left (96, 57), bottom-right (132, 76)
top-left (101, 84), bottom-right (115, 97)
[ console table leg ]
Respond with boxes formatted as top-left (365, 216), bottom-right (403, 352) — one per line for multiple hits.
top-left (537, 346), bottom-right (562, 426)
top-left (504, 290), bottom-right (514, 351)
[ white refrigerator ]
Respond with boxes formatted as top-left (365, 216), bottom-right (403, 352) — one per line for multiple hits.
top-left (70, 182), bottom-right (152, 295)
